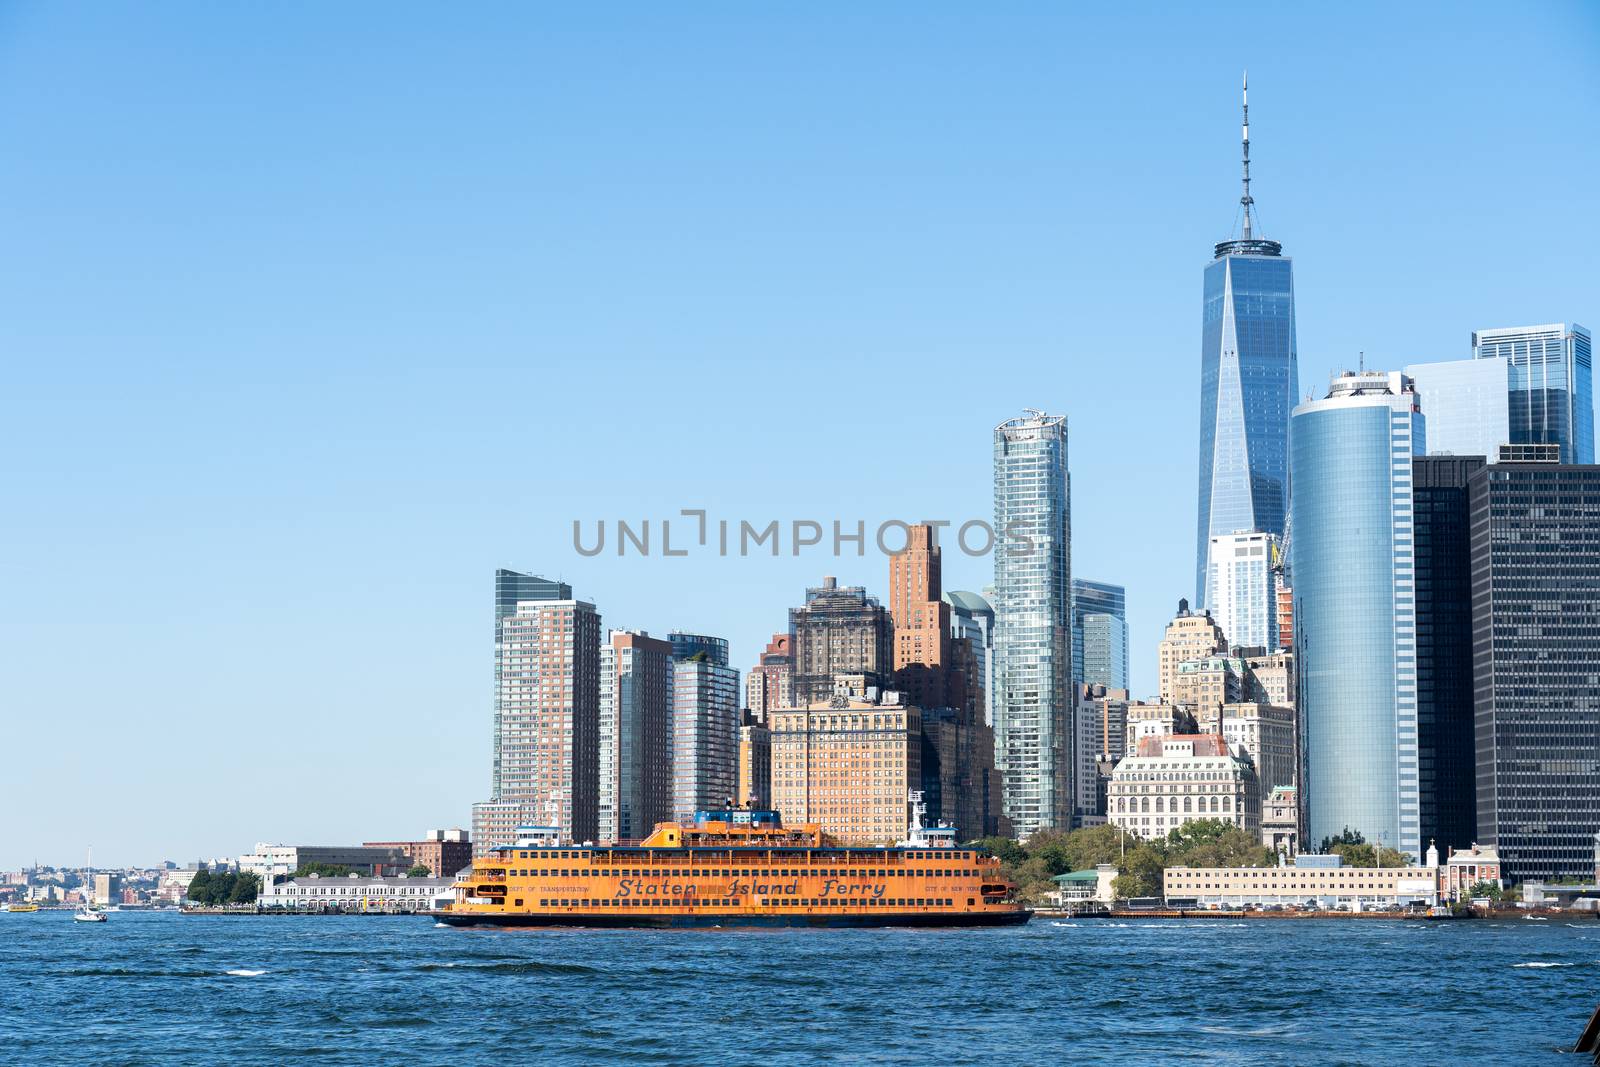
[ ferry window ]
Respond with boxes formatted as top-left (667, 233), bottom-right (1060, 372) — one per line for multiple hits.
top-left (515, 899), bottom-right (523, 906)
top-left (968, 898), bottom-right (975, 906)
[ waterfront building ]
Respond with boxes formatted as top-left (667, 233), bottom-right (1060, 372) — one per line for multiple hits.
top-left (889, 524), bottom-right (951, 711)
top-left (1106, 734), bottom-right (1261, 842)
top-left (1204, 531), bottom-right (1280, 651)
top-left (945, 590), bottom-right (996, 727)
top-left (670, 633), bottom-right (740, 819)
top-left (1469, 460), bottom-right (1600, 882)
top-left (1472, 323), bottom-right (1593, 464)
top-left (1195, 78), bottom-right (1298, 604)
top-left (1405, 357), bottom-right (1510, 460)
top-left (360, 830), bottom-right (473, 878)
top-left (1157, 602), bottom-right (1228, 703)
top-left (473, 583), bottom-right (603, 852)
top-left (1438, 842), bottom-right (1503, 902)
top-left (92, 873), bottom-right (118, 906)
top-left (258, 875), bottom-right (456, 913)
top-left (737, 709), bottom-right (772, 810)
top-left (1261, 785), bottom-right (1299, 857)
top-left (993, 410), bottom-right (1073, 836)
top-left (1412, 456), bottom-right (1486, 853)
top-left (1072, 579), bottom-right (1129, 690)
top-left (1196, 703), bottom-right (1297, 795)
top-left (920, 704), bottom-right (1005, 839)
top-left (238, 844), bottom-right (414, 881)
top-left (1163, 855), bottom-right (1438, 910)
top-left (746, 633), bottom-right (794, 722)
top-left (789, 577), bottom-right (893, 705)
top-left (597, 630), bottom-right (673, 844)
top-left (1290, 370), bottom-right (1424, 861)
top-left (769, 693), bottom-right (921, 845)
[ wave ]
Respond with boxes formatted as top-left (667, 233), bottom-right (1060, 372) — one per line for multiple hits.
top-left (1049, 922), bottom-right (1079, 927)
top-left (1512, 962), bottom-right (1571, 969)
top-left (1200, 1024), bottom-right (1297, 1037)
top-left (412, 960), bottom-right (597, 976)
top-left (225, 969), bottom-right (267, 977)
top-left (434, 922), bottom-right (450, 928)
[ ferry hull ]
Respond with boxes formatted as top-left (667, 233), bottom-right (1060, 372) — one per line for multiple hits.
top-left (429, 909), bottom-right (1031, 929)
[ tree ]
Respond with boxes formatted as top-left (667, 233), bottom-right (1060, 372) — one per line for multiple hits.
top-left (294, 863), bottom-right (355, 878)
top-left (227, 873), bottom-right (261, 904)
top-left (970, 836), bottom-right (1028, 867)
top-left (406, 865), bottom-right (432, 878)
top-left (1466, 880), bottom-right (1503, 902)
top-left (187, 869), bottom-right (212, 904)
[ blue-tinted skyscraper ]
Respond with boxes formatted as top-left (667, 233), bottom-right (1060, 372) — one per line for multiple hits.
top-left (1071, 578), bottom-right (1128, 690)
top-left (1195, 78), bottom-right (1299, 604)
top-left (1471, 323), bottom-right (1593, 464)
top-left (993, 410), bottom-right (1072, 836)
top-left (1290, 372), bottom-right (1425, 861)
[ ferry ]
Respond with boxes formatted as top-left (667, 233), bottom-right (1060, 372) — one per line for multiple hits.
top-left (431, 805), bottom-right (1029, 929)
top-left (3, 903), bottom-right (40, 913)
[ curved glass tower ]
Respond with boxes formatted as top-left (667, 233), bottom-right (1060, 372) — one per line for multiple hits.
top-left (1290, 372), bottom-right (1425, 860)
top-left (1195, 78), bottom-right (1299, 604)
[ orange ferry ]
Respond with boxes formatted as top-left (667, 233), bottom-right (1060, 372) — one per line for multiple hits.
top-left (432, 808), bottom-right (1029, 928)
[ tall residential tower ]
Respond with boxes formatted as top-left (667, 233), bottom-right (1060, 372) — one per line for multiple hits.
top-left (993, 410), bottom-right (1073, 836)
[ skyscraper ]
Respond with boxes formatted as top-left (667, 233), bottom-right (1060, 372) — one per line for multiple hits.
top-left (1413, 456), bottom-right (1485, 854)
top-left (1290, 371), bottom-right (1424, 860)
top-left (1071, 579), bottom-right (1128, 690)
top-left (746, 633), bottom-right (793, 722)
top-left (1470, 459), bottom-right (1600, 882)
top-left (474, 572), bottom-right (602, 850)
top-left (789, 577), bottom-right (893, 704)
top-left (668, 633), bottom-right (740, 818)
top-left (1204, 530), bottom-right (1280, 651)
top-left (945, 590), bottom-right (995, 727)
top-left (889, 524), bottom-right (951, 711)
top-left (993, 410), bottom-right (1072, 836)
top-left (1195, 77), bottom-right (1299, 604)
top-left (597, 630), bottom-right (673, 844)
top-left (1405, 357), bottom-right (1510, 461)
top-left (1472, 323), bottom-right (1594, 464)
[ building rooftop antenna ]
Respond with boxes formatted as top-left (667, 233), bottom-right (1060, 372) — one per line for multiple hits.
top-left (1241, 71), bottom-right (1254, 241)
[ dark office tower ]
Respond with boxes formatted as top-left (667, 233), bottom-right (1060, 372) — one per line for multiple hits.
top-left (1195, 76), bottom-right (1298, 604)
top-left (1413, 456), bottom-right (1486, 854)
top-left (1470, 460), bottom-right (1600, 882)
top-left (789, 577), bottom-right (894, 705)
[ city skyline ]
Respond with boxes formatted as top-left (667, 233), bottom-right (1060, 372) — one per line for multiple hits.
top-left (5, 5), bottom-right (1599, 868)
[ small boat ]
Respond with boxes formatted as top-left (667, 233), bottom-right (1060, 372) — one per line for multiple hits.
top-left (73, 905), bottom-right (107, 923)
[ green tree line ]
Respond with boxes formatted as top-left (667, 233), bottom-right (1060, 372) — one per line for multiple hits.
top-left (186, 870), bottom-right (261, 906)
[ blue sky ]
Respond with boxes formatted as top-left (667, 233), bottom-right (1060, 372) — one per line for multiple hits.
top-left (3, 3), bottom-right (1597, 868)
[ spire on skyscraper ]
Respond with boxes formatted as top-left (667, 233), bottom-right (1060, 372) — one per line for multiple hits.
top-left (1241, 71), bottom-right (1253, 241)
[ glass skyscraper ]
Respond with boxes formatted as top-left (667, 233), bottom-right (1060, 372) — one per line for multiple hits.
top-left (1472, 323), bottom-right (1594, 464)
top-left (1071, 578), bottom-right (1127, 690)
top-left (1470, 460), bottom-right (1600, 882)
top-left (1290, 372), bottom-right (1424, 860)
top-left (993, 411), bottom-right (1072, 836)
top-left (668, 632), bottom-right (739, 819)
top-left (1404, 358), bottom-right (1510, 461)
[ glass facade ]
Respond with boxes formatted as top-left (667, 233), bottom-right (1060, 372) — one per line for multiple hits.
top-left (1404, 358), bottom-right (1510, 461)
top-left (1412, 456), bottom-right (1486, 854)
top-left (993, 412), bottom-right (1072, 836)
top-left (1203, 530), bottom-right (1280, 651)
top-left (1196, 251), bottom-right (1298, 604)
top-left (1072, 578), bottom-right (1128, 690)
top-left (1470, 463), bottom-right (1600, 882)
top-left (670, 637), bottom-right (740, 820)
top-left (1472, 323), bottom-right (1594, 464)
top-left (1290, 375), bottom-right (1423, 860)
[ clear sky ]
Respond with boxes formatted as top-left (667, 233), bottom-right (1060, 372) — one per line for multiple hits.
top-left (3, 3), bottom-right (1597, 868)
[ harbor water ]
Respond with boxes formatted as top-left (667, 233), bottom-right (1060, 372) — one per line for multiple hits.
top-left (2, 910), bottom-right (1594, 1064)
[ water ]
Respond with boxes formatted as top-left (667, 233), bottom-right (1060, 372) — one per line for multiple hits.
top-left (2, 911), bottom-right (1595, 1064)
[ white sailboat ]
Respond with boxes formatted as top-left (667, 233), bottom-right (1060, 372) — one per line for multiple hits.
top-left (74, 847), bottom-right (107, 923)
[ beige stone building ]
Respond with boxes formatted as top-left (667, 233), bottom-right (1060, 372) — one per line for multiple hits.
top-left (1196, 703), bottom-right (1297, 795)
top-left (1157, 602), bottom-right (1228, 701)
top-left (1241, 649), bottom-right (1296, 706)
top-left (1107, 734), bottom-right (1260, 841)
top-left (1163, 859), bottom-right (1439, 909)
top-left (1171, 655), bottom-right (1245, 708)
top-left (770, 694), bottom-right (920, 844)
top-left (737, 709), bottom-right (771, 810)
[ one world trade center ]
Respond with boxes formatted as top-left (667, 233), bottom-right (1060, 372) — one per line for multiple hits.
top-left (1195, 75), bottom-right (1298, 606)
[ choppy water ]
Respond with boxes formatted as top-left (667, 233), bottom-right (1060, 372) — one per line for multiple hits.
top-left (2, 911), bottom-right (1595, 1064)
